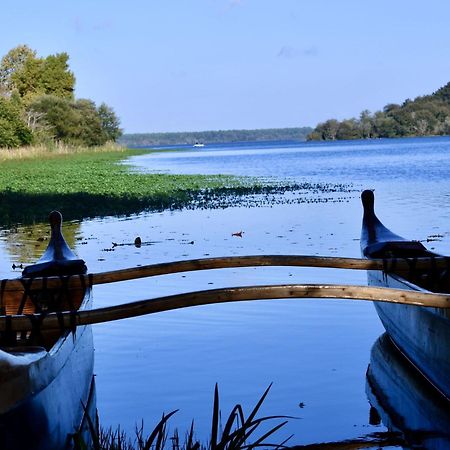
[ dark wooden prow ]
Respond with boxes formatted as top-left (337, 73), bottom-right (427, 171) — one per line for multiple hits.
top-left (361, 190), bottom-right (428, 258)
top-left (22, 211), bottom-right (87, 277)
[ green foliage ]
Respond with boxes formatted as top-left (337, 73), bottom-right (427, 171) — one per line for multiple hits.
top-left (98, 103), bottom-right (122, 142)
top-left (0, 45), bottom-right (121, 149)
top-left (308, 81), bottom-right (450, 141)
top-left (312, 119), bottom-right (339, 140)
top-left (0, 97), bottom-right (32, 147)
top-left (120, 127), bottom-right (313, 147)
top-left (29, 95), bottom-right (78, 141)
top-left (336, 119), bottom-right (360, 140)
top-left (0, 45), bottom-right (36, 96)
top-left (433, 82), bottom-right (450, 104)
top-left (74, 99), bottom-right (107, 146)
top-left (0, 146), bottom-right (350, 224)
top-left (27, 95), bottom-right (121, 146)
top-left (9, 51), bottom-right (74, 102)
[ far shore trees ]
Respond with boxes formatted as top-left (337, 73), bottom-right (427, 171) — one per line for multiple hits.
top-left (0, 45), bottom-right (122, 148)
top-left (307, 82), bottom-right (450, 141)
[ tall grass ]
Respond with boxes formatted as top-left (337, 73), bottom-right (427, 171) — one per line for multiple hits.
top-left (74, 384), bottom-right (293, 450)
top-left (0, 142), bottom-right (125, 161)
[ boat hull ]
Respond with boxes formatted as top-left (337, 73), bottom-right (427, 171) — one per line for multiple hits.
top-left (367, 270), bottom-right (450, 399)
top-left (0, 293), bottom-right (95, 450)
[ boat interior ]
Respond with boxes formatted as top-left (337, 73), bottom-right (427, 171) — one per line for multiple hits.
top-left (0, 283), bottom-right (87, 351)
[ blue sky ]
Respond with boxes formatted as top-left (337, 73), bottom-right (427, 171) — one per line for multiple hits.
top-left (2, 0), bottom-right (450, 133)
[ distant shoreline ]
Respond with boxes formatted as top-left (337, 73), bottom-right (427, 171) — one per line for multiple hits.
top-left (119, 127), bottom-right (313, 147)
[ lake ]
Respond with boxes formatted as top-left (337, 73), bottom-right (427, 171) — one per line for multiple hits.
top-left (2, 136), bottom-right (450, 447)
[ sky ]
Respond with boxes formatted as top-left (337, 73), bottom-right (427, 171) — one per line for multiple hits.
top-left (2, 0), bottom-right (450, 134)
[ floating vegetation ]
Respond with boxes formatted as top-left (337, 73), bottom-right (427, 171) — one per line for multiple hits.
top-left (0, 146), bottom-right (356, 226)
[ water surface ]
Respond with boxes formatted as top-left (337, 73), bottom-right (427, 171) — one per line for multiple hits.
top-left (2, 136), bottom-right (450, 446)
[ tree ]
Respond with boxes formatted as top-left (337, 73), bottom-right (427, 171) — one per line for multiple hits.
top-left (97, 103), bottom-right (122, 141)
top-left (73, 99), bottom-right (107, 146)
top-left (28, 95), bottom-right (78, 141)
top-left (359, 110), bottom-right (373, 138)
top-left (315, 119), bottom-right (339, 140)
top-left (0, 97), bottom-right (33, 147)
top-left (433, 81), bottom-right (450, 105)
top-left (11, 52), bottom-right (75, 103)
top-left (336, 119), bottom-right (360, 140)
top-left (0, 45), bottom-right (36, 97)
top-left (0, 46), bottom-right (121, 148)
top-left (39, 53), bottom-right (75, 99)
top-left (373, 112), bottom-right (398, 138)
top-left (28, 95), bottom-right (112, 146)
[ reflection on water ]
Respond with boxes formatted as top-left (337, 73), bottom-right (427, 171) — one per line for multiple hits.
top-left (366, 334), bottom-right (450, 449)
top-left (1, 221), bottom-right (82, 270)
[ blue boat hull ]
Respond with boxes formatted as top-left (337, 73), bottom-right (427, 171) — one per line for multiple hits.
top-left (367, 270), bottom-right (450, 399)
top-left (0, 304), bottom-right (96, 449)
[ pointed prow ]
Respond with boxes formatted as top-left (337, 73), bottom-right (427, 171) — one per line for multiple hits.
top-left (360, 190), bottom-right (427, 258)
top-left (22, 211), bottom-right (87, 277)
top-left (361, 189), bottom-right (375, 219)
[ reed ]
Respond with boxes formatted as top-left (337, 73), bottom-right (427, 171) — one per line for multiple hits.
top-left (73, 384), bottom-right (292, 450)
top-left (0, 142), bottom-right (125, 161)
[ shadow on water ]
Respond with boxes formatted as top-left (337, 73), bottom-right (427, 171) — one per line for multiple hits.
top-left (366, 333), bottom-right (450, 449)
top-left (0, 181), bottom-right (354, 226)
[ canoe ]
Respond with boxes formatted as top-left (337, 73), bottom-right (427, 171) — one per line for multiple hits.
top-left (366, 333), bottom-right (450, 449)
top-left (360, 190), bottom-right (450, 399)
top-left (0, 211), bottom-right (96, 450)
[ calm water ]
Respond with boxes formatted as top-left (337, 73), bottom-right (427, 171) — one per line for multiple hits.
top-left (2, 136), bottom-right (450, 446)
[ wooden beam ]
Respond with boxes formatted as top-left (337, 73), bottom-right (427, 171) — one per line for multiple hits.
top-left (1, 283), bottom-right (449, 332)
top-left (2, 255), bottom-right (449, 291)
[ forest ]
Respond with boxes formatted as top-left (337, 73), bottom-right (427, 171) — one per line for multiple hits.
top-left (120, 127), bottom-right (313, 147)
top-left (307, 82), bottom-right (450, 141)
top-left (0, 45), bottom-right (122, 148)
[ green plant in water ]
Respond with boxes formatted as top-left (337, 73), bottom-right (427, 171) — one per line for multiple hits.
top-left (74, 384), bottom-right (292, 450)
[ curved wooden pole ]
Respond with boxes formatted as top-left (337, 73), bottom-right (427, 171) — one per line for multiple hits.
top-left (3, 254), bottom-right (449, 291)
top-left (1, 283), bottom-right (449, 332)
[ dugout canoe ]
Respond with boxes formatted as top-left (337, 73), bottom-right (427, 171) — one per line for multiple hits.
top-left (0, 211), bottom-right (96, 450)
top-left (361, 190), bottom-right (450, 399)
top-left (366, 333), bottom-right (450, 449)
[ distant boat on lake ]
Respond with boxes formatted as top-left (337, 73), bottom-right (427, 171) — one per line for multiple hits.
top-left (193, 142), bottom-right (205, 148)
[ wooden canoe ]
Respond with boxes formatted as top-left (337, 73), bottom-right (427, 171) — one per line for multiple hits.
top-left (0, 211), bottom-right (95, 450)
top-left (361, 190), bottom-right (450, 399)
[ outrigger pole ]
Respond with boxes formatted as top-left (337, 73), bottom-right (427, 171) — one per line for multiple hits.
top-left (0, 283), bottom-right (449, 332)
top-left (1, 254), bottom-right (450, 291)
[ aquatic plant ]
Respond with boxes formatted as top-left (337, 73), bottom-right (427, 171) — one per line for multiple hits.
top-left (73, 383), bottom-right (292, 450)
top-left (0, 145), bottom-right (354, 225)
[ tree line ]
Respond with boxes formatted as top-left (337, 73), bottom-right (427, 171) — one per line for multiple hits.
top-left (307, 82), bottom-right (450, 141)
top-left (0, 45), bottom-right (122, 148)
top-left (120, 127), bottom-right (313, 147)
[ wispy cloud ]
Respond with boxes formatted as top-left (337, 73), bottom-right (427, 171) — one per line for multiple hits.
top-left (73, 17), bottom-right (114, 33)
top-left (303, 46), bottom-right (319, 57)
top-left (220, 0), bottom-right (244, 14)
top-left (277, 45), bottom-right (318, 59)
top-left (228, 0), bottom-right (243, 8)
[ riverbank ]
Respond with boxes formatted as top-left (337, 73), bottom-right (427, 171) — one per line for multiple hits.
top-left (0, 144), bottom-right (350, 225)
